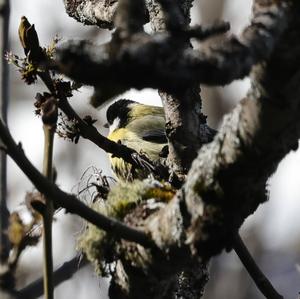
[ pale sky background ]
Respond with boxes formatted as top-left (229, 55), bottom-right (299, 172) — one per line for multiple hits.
top-left (5, 0), bottom-right (300, 298)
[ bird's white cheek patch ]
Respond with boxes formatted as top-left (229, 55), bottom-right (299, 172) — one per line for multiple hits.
top-left (109, 117), bottom-right (121, 133)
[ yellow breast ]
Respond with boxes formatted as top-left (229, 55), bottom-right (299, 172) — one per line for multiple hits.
top-left (107, 128), bottom-right (166, 180)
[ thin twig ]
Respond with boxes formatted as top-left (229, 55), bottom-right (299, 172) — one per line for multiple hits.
top-left (17, 255), bottom-right (88, 299)
top-left (0, 118), bottom-right (155, 248)
top-left (0, 0), bottom-right (10, 263)
top-left (233, 235), bottom-right (284, 299)
top-left (41, 125), bottom-right (55, 299)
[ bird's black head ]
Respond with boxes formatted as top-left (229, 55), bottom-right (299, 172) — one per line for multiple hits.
top-left (106, 99), bottom-right (136, 128)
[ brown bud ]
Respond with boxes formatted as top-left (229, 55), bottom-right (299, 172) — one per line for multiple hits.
top-left (18, 16), bottom-right (41, 61)
top-left (25, 191), bottom-right (46, 215)
top-left (41, 97), bottom-right (58, 127)
top-left (18, 16), bottom-right (31, 53)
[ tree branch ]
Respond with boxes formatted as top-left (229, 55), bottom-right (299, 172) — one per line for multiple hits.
top-left (113, 0), bottom-right (146, 36)
top-left (56, 1), bottom-right (292, 92)
top-left (152, 0), bottom-right (187, 32)
top-left (17, 255), bottom-right (88, 299)
top-left (0, 117), bottom-right (154, 248)
top-left (146, 3), bottom-right (300, 260)
top-left (63, 0), bottom-right (119, 29)
top-left (41, 124), bottom-right (55, 299)
top-left (146, 0), bottom-right (214, 176)
top-left (233, 235), bottom-right (283, 299)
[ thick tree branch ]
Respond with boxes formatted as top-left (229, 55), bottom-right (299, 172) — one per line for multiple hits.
top-left (57, 1), bottom-right (292, 92)
top-left (184, 1), bottom-right (291, 85)
top-left (0, 118), bottom-right (154, 248)
top-left (104, 5), bottom-right (300, 298)
top-left (146, 0), bottom-right (214, 176)
top-left (146, 3), bottom-right (300, 260)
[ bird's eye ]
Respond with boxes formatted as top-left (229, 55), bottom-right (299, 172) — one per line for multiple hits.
top-left (103, 123), bottom-right (109, 128)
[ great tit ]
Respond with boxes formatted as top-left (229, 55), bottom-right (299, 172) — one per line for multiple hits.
top-left (105, 99), bottom-right (167, 180)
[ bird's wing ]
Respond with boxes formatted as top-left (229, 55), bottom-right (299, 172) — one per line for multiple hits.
top-left (127, 115), bottom-right (167, 144)
top-left (141, 128), bottom-right (167, 143)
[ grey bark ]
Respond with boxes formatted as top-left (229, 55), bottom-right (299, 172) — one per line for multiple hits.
top-left (56, 2), bottom-right (290, 90)
top-left (147, 0), bottom-right (300, 264)
top-left (63, 0), bottom-right (119, 29)
top-left (146, 0), bottom-right (213, 176)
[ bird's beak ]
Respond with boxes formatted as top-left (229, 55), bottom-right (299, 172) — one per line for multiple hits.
top-left (103, 123), bottom-right (109, 128)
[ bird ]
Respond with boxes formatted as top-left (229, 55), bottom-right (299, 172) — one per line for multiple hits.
top-left (105, 99), bottom-right (167, 180)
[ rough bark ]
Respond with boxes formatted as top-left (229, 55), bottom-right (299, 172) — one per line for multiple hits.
top-left (146, 0), bottom-right (213, 176)
top-left (146, 0), bottom-right (300, 268)
top-left (63, 0), bottom-right (118, 29)
top-left (56, 1), bottom-right (290, 89)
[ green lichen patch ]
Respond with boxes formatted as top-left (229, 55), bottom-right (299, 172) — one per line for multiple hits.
top-left (77, 179), bottom-right (175, 275)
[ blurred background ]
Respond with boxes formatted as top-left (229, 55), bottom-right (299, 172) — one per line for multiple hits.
top-left (5, 0), bottom-right (300, 298)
